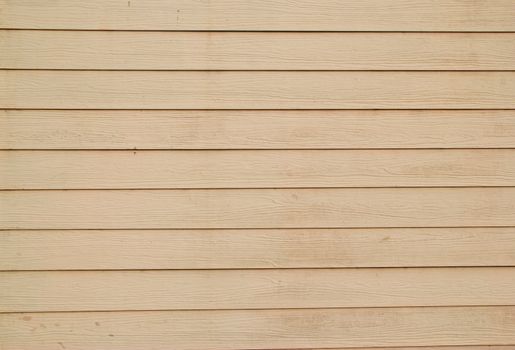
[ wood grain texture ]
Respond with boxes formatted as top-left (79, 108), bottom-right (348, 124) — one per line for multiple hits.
top-left (309, 348), bottom-right (515, 350)
top-left (2, 1), bottom-right (515, 349)
top-left (306, 348), bottom-right (515, 350)
top-left (3, 149), bottom-right (515, 189)
top-left (2, 110), bottom-right (515, 150)
top-left (1, 188), bottom-right (514, 230)
top-left (2, 307), bottom-right (515, 349)
top-left (2, 228), bottom-right (515, 270)
top-left (2, 0), bottom-right (515, 31)
top-left (2, 268), bottom-right (515, 312)
top-left (3, 31), bottom-right (515, 70)
top-left (2, 71), bottom-right (515, 109)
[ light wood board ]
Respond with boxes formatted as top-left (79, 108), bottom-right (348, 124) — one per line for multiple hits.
top-left (2, 307), bottom-right (515, 349)
top-left (2, 268), bottom-right (515, 312)
top-left (3, 149), bottom-right (515, 189)
top-left (2, 31), bottom-right (515, 70)
top-left (1, 188), bottom-right (514, 229)
top-left (2, 71), bottom-right (515, 109)
top-left (2, 110), bottom-right (515, 150)
top-left (2, 0), bottom-right (515, 31)
top-left (2, 228), bottom-right (515, 270)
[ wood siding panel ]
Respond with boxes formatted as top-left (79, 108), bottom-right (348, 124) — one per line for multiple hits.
top-left (2, 0), bottom-right (515, 31)
top-left (2, 268), bottom-right (515, 312)
top-left (2, 307), bottom-right (515, 349)
top-left (2, 110), bottom-right (515, 150)
top-left (2, 149), bottom-right (515, 189)
top-left (1, 188), bottom-right (514, 229)
top-left (3, 31), bottom-right (515, 70)
top-left (2, 1), bottom-right (515, 349)
top-left (2, 228), bottom-right (515, 270)
top-left (2, 71), bottom-right (515, 109)
top-left (307, 348), bottom-right (515, 350)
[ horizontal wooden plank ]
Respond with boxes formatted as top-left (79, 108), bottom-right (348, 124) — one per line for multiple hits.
top-left (2, 307), bottom-right (515, 349)
top-left (2, 268), bottom-right (514, 312)
top-left (309, 348), bottom-right (515, 350)
top-left (306, 348), bottom-right (515, 350)
top-left (2, 149), bottom-right (515, 189)
top-left (2, 31), bottom-right (515, 70)
top-left (1, 188), bottom-right (514, 229)
top-left (2, 110), bottom-right (515, 150)
top-left (2, 0), bottom-right (515, 31)
top-left (313, 348), bottom-right (515, 350)
top-left (2, 71), bottom-right (515, 109)
top-left (2, 228), bottom-right (515, 270)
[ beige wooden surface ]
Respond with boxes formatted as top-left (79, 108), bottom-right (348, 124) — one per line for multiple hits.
top-left (2, 307), bottom-right (515, 350)
top-left (2, 188), bottom-right (514, 229)
top-left (2, 71), bottom-right (515, 109)
top-left (2, 1), bottom-right (515, 349)
top-left (310, 348), bottom-right (515, 350)
top-left (2, 228), bottom-right (515, 270)
top-left (2, 0), bottom-right (515, 31)
top-left (3, 31), bottom-right (515, 70)
top-left (3, 110), bottom-right (515, 150)
top-left (2, 268), bottom-right (514, 312)
top-left (3, 149), bottom-right (515, 189)
top-left (308, 348), bottom-right (515, 350)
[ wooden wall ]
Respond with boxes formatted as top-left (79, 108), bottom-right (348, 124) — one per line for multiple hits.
top-left (1, 1), bottom-right (515, 349)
